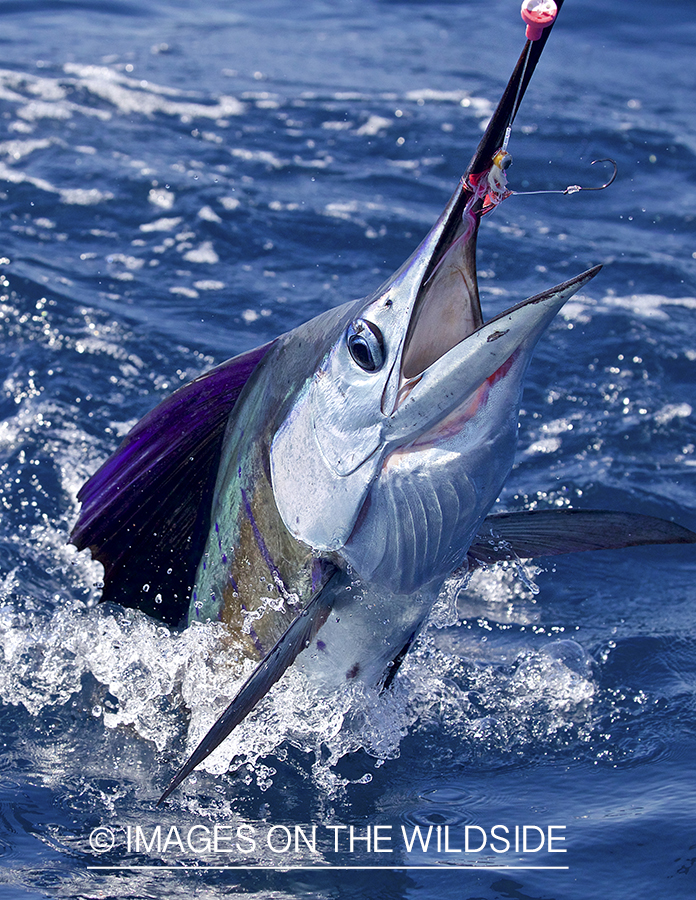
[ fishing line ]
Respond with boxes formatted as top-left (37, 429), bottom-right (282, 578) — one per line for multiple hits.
top-left (503, 0), bottom-right (560, 152)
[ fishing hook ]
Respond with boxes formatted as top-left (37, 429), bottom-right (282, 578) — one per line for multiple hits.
top-left (512, 157), bottom-right (618, 197)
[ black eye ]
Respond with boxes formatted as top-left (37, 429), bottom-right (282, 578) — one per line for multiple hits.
top-left (346, 319), bottom-right (385, 372)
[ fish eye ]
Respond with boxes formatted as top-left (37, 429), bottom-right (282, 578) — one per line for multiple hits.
top-left (346, 319), bottom-right (385, 372)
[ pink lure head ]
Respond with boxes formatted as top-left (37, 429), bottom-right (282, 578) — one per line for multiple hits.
top-left (520, 0), bottom-right (558, 41)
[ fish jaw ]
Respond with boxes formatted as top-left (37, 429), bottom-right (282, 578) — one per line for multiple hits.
top-left (386, 267), bottom-right (601, 444)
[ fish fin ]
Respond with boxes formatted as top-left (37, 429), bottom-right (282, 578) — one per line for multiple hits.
top-left (157, 568), bottom-right (337, 804)
top-left (468, 508), bottom-right (696, 567)
top-left (380, 628), bottom-right (419, 693)
top-left (71, 340), bottom-right (277, 625)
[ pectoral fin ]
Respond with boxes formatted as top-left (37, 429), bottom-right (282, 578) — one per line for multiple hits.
top-left (158, 568), bottom-right (337, 804)
top-left (468, 509), bottom-right (696, 567)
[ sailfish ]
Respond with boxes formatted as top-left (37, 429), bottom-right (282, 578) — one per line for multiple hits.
top-left (70, 0), bottom-right (695, 802)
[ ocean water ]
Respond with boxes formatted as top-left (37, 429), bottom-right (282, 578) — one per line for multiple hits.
top-left (0, 1), bottom-right (695, 898)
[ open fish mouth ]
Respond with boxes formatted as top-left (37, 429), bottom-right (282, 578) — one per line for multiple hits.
top-left (383, 265), bottom-right (602, 447)
top-left (400, 204), bottom-right (484, 382)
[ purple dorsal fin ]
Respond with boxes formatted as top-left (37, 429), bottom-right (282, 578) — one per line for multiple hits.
top-left (71, 340), bottom-right (277, 625)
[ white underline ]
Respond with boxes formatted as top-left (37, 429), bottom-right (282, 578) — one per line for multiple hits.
top-left (88, 864), bottom-right (570, 871)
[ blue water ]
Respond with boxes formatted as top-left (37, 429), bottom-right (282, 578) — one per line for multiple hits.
top-left (0, 1), bottom-right (695, 898)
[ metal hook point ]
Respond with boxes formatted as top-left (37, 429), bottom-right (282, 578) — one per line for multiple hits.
top-left (563, 158), bottom-right (618, 194)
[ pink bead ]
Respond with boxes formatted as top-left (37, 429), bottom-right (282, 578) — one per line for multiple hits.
top-left (520, 0), bottom-right (558, 42)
